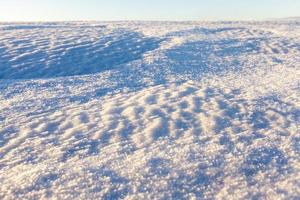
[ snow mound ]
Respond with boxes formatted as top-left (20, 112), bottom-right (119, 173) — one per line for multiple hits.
top-left (0, 24), bottom-right (162, 79)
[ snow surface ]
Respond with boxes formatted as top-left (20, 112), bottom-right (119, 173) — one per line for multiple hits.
top-left (0, 21), bottom-right (300, 199)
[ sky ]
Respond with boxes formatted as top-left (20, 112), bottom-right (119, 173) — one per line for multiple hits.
top-left (0, 0), bottom-right (299, 22)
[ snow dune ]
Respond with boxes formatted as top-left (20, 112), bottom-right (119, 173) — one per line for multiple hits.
top-left (0, 21), bottom-right (300, 199)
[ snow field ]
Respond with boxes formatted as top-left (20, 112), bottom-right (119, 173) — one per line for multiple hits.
top-left (0, 21), bottom-right (300, 199)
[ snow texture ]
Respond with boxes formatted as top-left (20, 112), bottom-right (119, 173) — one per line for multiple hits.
top-left (0, 21), bottom-right (300, 199)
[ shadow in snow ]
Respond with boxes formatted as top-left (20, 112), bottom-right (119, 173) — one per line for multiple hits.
top-left (241, 146), bottom-right (289, 186)
top-left (165, 37), bottom-right (262, 76)
top-left (0, 29), bottom-right (163, 79)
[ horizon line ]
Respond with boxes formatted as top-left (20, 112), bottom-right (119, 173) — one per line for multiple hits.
top-left (1, 17), bottom-right (299, 23)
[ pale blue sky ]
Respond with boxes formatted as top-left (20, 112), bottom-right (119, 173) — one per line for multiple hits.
top-left (0, 0), bottom-right (299, 21)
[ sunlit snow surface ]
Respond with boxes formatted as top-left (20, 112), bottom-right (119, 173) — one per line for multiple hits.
top-left (0, 21), bottom-right (300, 199)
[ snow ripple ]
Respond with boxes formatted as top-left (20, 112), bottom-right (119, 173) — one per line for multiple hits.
top-left (0, 24), bottom-right (163, 79)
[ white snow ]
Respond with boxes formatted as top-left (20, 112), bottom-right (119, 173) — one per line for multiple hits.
top-left (0, 21), bottom-right (300, 199)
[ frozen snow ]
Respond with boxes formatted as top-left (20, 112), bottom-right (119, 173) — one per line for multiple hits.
top-left (0, 21), bottom-right (300, 199)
